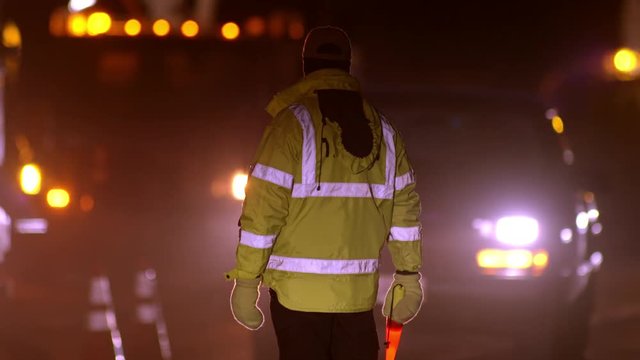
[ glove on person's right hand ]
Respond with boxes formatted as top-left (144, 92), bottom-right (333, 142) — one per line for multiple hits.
top-left (230, 278), bottom-right (264, 330)
top-left (382, 273), bottom-right (424, 324)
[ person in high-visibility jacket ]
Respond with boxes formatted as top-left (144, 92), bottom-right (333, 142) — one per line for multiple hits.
top-left (226, 26), bottom-right (423, 359)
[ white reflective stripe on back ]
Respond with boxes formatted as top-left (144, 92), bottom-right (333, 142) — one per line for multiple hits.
top-left (251, 163), bottom-right (294, 189)
top-left (267, 255), bottom-right (378, 274)
top-left (389, 226), bottom-right (421, 241)
top-left (287, 105), bottom-right (397, 199)
top-left (292, 183), bottom-right (393, 199)
top-left (395, 171), bottom-right (415, 191)
top-left (240, 230), bottom-right (276, 249)
top-left (381, 118), bottom-right (396, 189)
top-left (290, 104), bottom-right (316, 185)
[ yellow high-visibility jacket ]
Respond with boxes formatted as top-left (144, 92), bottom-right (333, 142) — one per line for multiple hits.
top-left (226, 69), bottom-right (422, 313)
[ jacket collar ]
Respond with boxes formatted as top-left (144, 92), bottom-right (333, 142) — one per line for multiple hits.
top-left (266, 69), bottom-right (361, 117)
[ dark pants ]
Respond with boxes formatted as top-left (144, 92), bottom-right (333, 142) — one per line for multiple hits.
top-left (269, 290), bottom-right (379, 360)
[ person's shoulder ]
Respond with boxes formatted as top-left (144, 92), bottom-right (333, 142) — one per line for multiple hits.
top-left (269, 105), bottom-right (306, 137)
top-left (362, 101), bottom-right (395, 129)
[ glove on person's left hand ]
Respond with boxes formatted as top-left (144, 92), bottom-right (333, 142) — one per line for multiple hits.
top-left (230, 277), bottom-right (264, 330)
top-left (382, 273), bottom-right (424, 324)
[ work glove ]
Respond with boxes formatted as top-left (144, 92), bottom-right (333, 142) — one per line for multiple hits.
top-left (230, 277), bottom-right (264, 330)
top-left (382, 272), bottom-right (424, 324)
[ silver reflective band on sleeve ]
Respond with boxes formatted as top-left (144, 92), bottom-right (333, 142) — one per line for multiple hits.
top-left (240, 230), bottom-right (276, 249)
top-left (395, 171), bottom-right (415, 191)
top-left (389, 226), bottom-right (421, 241)
top-left (290, 104), bottom-right (316, 185)
top-left (251, 163), bottom-right (294, 189)
top-left (266, 255), bottom-right (378, 274)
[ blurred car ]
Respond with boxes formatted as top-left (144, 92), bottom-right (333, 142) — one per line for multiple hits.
top-left (373, 85), bottom-right (603, 360)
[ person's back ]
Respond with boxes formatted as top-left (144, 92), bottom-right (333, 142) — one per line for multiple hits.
top-left (226, 26), bottom-right (424, 360)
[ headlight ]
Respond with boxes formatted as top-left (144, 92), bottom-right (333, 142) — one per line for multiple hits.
top-left (495, 216), bottom-right (539, 246)
top-left (476, 248), bottom-right (549, 276)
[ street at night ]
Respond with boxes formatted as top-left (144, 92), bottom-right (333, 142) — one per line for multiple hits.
top-left (0, 1), bottom-right (639, 359)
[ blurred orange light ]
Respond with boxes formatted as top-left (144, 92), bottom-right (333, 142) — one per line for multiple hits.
top-left (244, 16), bottom-right (265, 37)
top-left (3, 21), bottom-right (22, 48)
top-left (47, 188), bottom-right (71, 209)
top-left (67, 13), bottom-right (87, 36)
top-left (551, 115), bottom-right (564, 134)
top-left (86, 12), bottom-right (111, 36)
top-left (181, 20), bottom-right (199, 38)
top-left (231, 172), bottom-right (248, 200)
top-left (267, 13), bottom-right (286, 39)
top-left (152, 19), bottom-right (170, 37)
top-left (533, 251), bottom-right (549, 268)
top-left (20, 164), bottom-right (42, 195)
top-left (124, 19), bottom-right (141, 36)
top-left (288, 21), bottom-right (305, 40)
top-left (613, 48), bottom-right (639, 74)
top-left (221, 22), bottom-right (240, 40)
top-left (584, 191), bottom-right (595, 204)
top-left (80, 194), bottom-right (95, 212)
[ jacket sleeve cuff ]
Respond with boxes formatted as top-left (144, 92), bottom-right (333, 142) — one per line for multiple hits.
top-left (224, 268), bottom-right (261, 281)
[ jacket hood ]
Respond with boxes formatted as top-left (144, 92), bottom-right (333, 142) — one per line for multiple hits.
top-left (266, 69), bottom-right (381, 175)
top-left (266, 69), bottom-right (361, 117)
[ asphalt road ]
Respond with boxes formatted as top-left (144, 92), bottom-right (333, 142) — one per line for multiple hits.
top-left (0, 251), bottom-right (638, 360)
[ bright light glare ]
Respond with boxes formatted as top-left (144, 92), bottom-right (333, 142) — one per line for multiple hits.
top-left (67, 13), bottom-right (87, 36)
top-left (613, 48), bottom-right (639, 73)
top-left (47, 188), bottom-right (71, 208)
top-left (152, 19), bottom-right (170, 37)
top-left (545, 108), bottom-right (558, 120)
top-left (221, 22), bottom-right (240, 40)
top-left (551, 115), bottom-right (564, 134)
top-left (505, 250), bottom-right (533, 268)
top-left (181, 20), bottom-right (199, 38)
top-left (20, 164), bottom-right (42, 195)
top-left (576, 211), bottom-right (589, 230)
top-left (0, 207), bottom-right (9, 226)
top-left (68, 0), bottom-right (96, 12)
top-left (588, 209), bottom-right (600, 221)
top-left (532, 251), bottom-right (549, 268)
top-left (87, 12), bottom-right (112, 36)
top-left (560, 228), bottom-right (573, 243)
top-left (477, 249), bottom-right (533, 269)
top-left (495, 216), bottom-right (539, 246)
top-left (590, 251), bottom-right (603, 267)
top-left (472, 218), bottom-right (494, 237)
top-left (591, 222), bottom-right (603, 235)
top-left (2, 21), bottom-right (22, 48)
top-left (14, 218), bottom-right (48, 234)
top-left (124, 19), bottom-right (142, 36)
top-left (231, 173), bottom-right (248, 200)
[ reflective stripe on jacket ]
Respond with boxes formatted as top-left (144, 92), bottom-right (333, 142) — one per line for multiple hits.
top-left (226, 69), bottom-right (422, 312)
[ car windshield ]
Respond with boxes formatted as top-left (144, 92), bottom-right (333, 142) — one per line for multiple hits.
top-left (375, 89), bottom-right (573, 220)
top-left (380, 90), bottom-right (567, 182)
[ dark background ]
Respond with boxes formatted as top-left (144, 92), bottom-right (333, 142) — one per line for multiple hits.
top-left (0, 1), bottom-right (638, 359)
